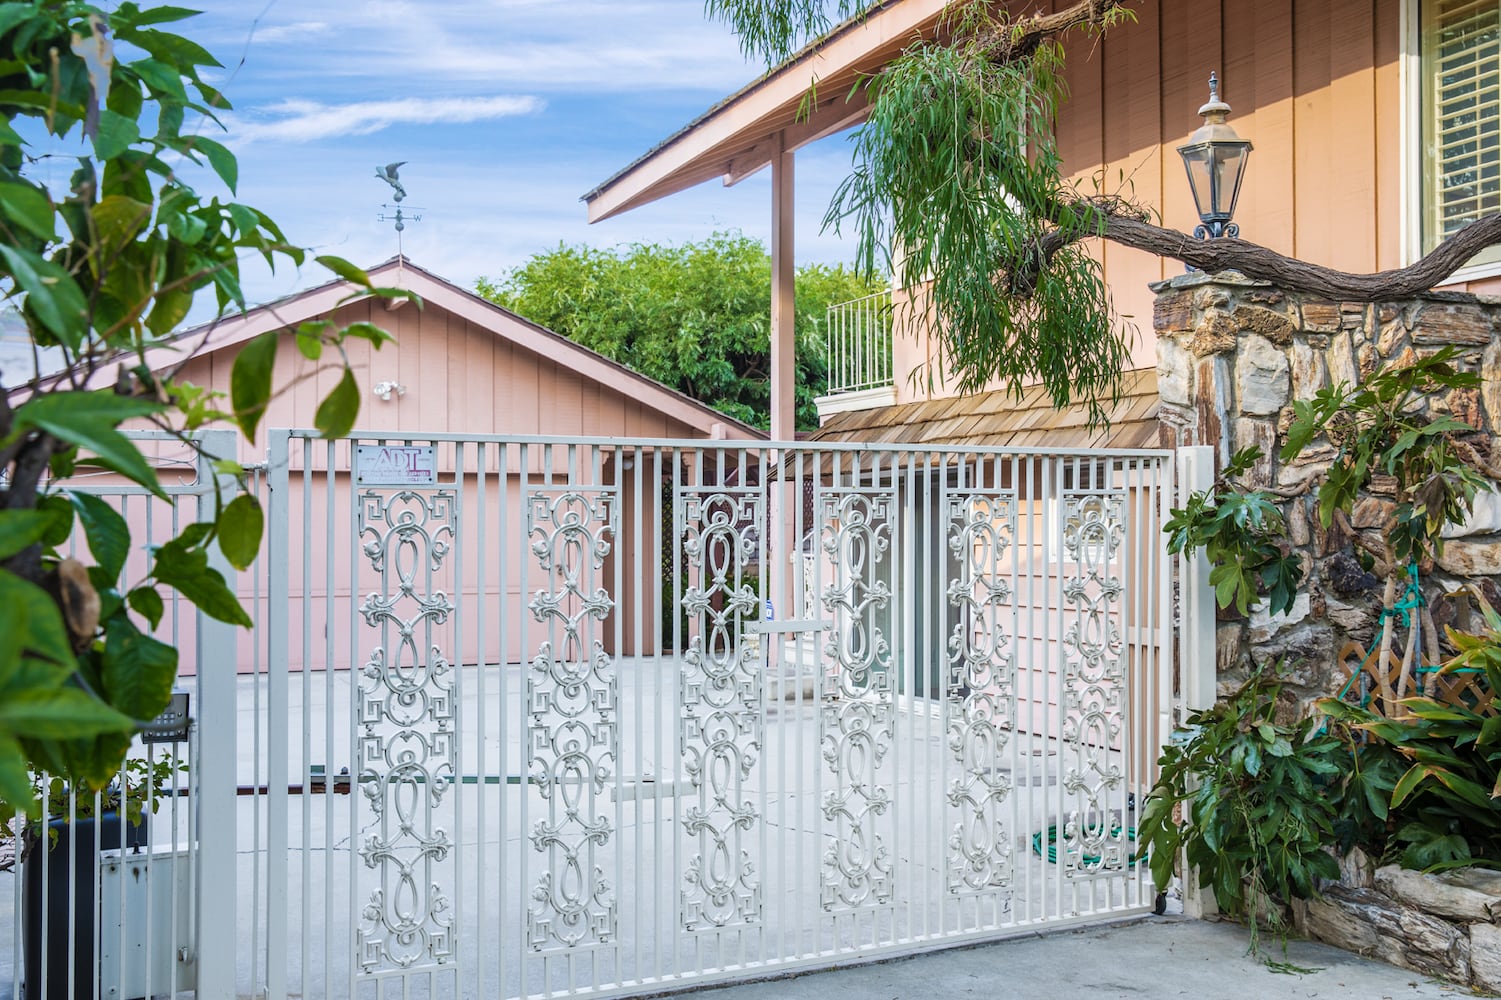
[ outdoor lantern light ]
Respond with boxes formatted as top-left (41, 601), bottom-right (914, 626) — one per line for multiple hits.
top-left (1177, 72), bottom-right (1252, 239)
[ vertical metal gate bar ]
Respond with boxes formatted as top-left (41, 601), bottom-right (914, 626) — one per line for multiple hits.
top-left (323, 437), bottom-right (337, 1000)
top-left (1124, 457), bottom-right (1137, 913)
top-left (197, 429), bottom-right (239, 999)
top-left (1044, 455), bottom-right (1057, 925)
top-left (1132, 459), bottom-right (1145, 910)
top-left (1154, 456), bottom-right (1174, 907)
top-left (266, 429), bottom-right (291, 1000)
top-left (609, 443), bottom-right (622, 991)
top-left (346, 444), bottom-right (359, 1000)
top-left (1007, 453), bottom-right (1022, 930)
top-left (476, 442), bottom-right (490, 1000)
top-left (516, 441), bottom-right (530, 1000)
top-left (782, 442), bottom-right (795, 962)
top-left (92, 784), bottom-right (103, 1000)
top-left (251, 466), bottom-right (264, 1000)
top-left (496, 441), bottom-right (511, 1000)
top-left (299, 446), bottom-right (313, 999)
top-left (925, 450), bottom-right (939, 943)
top-left (628, 443), bottom-right (643, 988)
top-left (455, 440), bottom-right (468, 998)
top-left (1133, 458), bottom-right (1147, 909)
top-left (897, 449), bottom-right (913, 947)
top-left (669, 446), bottom-right (684, 978)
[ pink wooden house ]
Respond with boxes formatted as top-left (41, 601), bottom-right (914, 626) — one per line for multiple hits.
top-left (122, 256), bottom-right (760, 672)
top-left (586, 0), bottom-right (1491, 437)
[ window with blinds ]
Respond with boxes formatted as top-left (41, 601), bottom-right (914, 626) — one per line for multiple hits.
top-left (1425, 0), bottom-right (1501, 254)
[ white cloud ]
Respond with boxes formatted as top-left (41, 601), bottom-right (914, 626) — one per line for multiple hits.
top-left (230, 94), bottom-right (543, 144)
top-left (195, 0), bottom-right (756, 93)
top-left (250, 20), bottom-right (331, 43)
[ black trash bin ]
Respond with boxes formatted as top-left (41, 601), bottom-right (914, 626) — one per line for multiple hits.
top-left (22, 812), bottom-right (148, 1000)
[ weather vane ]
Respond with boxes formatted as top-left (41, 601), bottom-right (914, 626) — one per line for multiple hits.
top-left (375, 161), bottom-right (423, 256)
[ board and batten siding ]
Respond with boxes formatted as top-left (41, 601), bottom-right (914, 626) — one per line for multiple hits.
top-left (136, 294), bottom-right (727, 673)
top-left (893, 0), bottom-right (1429, 403)
top-left (173, 295), bottom-right (708, 468)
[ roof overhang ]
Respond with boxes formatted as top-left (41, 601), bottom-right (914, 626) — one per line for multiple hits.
top-left (583, 0), bottom-right (951, 223)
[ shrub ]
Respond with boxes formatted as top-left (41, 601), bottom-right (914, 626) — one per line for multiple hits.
top-left (1319, 595), bottom-right (1501, 872)
top-left (1139, 667), bottom-right (1344, 934)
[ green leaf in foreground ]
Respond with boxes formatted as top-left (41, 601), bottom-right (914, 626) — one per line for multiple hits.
top-left (13, 391), bottom-right (166, 496)
top-left (217, 494), bottom-right (263, 570)
top-left (71, 491), bottom-right (132, 580)
top-left (151, 542), bottom-right (252, 627)
top-left (102, 614), bottom-right (177, 720)
top-left (230, 331), bottom-right (278, 442)
top-left (314, 368), bottom-right (360, 439)
top-left (0, 510), bottom-right (57, 561)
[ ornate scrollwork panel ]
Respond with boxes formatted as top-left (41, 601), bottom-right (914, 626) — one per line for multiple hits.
top-left (817, 488), bottom-right (894, 910)
top-left (525, 489), bottom-right (619, 950)
top-left (944, 492), bottom-right (1017, 894)
top-left (1059, 489), bottom-right (1128, 877)
top-left (355, 490), bottom-right (458, 975)
top-left (677, 488), bottom-right (763, 930)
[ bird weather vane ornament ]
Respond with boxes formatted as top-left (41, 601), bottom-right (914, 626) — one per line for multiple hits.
top-left (375, 161), bottom-right (423, 255)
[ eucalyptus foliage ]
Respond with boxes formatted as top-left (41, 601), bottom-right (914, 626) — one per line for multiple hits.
top-left (710, 0), bottom-right (1136, 423)
top-left (0, 1), bottom-right (406, 817)
top-left (705, 0), bottom-right (870, 63)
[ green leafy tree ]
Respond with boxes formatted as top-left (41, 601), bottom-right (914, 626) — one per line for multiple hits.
top-left (707, 1), bottom-right (1501, 424)
top-left (0, 1), bottom-right (408, 818)
top-left (477, 232), bottom-right (883, 430)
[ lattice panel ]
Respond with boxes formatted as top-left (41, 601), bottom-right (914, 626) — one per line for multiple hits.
top-left (1337, 640), bottom-right (1499, 718)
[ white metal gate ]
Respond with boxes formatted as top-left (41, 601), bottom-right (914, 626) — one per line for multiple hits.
top-left (232, 430), bottom-right (1189, 1000)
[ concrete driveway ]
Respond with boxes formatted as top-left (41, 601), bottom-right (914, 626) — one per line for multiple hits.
top-left (683, 915), bottom-right (1474, 1000)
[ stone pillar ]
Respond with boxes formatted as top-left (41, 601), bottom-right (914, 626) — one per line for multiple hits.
top-left (1151, 274), bottom-right (1501, 707)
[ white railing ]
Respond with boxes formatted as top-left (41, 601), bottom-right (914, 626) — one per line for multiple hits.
top-left (825, 290), bottom-right (893, 395)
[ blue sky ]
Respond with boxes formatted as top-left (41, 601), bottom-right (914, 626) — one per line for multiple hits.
top-left (183, 0), bottom-right (862, 307)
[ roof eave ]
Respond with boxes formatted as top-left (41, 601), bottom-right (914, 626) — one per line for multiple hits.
top-left (583, 0), bottom-right (951, 223)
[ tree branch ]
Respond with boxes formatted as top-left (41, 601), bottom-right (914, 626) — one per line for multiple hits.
top-left (1046, 199), bottom-right (1501, 301)
top-left (974, 0), bottom-right (1127, 62)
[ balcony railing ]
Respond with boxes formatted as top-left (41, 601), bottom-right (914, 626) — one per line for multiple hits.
top-left (824, 289), bottom-right (892, 395)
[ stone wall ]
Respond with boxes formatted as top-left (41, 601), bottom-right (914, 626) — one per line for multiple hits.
top-left (1152, 272), bottom-right (1501, 703)
top-left (1292, 861), bottom-right (1501, 992)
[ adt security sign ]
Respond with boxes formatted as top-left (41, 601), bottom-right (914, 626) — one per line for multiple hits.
top-left (355, 445), bottom-right (438, 486)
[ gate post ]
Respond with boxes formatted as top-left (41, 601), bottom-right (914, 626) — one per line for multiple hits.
top-left (1175, 445), bottom-right (1219, 919)
top-left (193, 429), bottom-right (240, 998)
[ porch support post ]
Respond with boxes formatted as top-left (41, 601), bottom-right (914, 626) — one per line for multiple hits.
top-left (770, 129), bottom-right (795, 444)
top-left (193, 429), bottom-right (239, 999)
top-left (1177, 444), bottom-right (1219, 919)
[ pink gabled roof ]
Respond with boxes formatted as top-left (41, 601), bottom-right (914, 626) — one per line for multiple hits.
top-left (131, 256), bottom-right (765, 440)
top-left (583, 0), bottom-right (951, 222)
